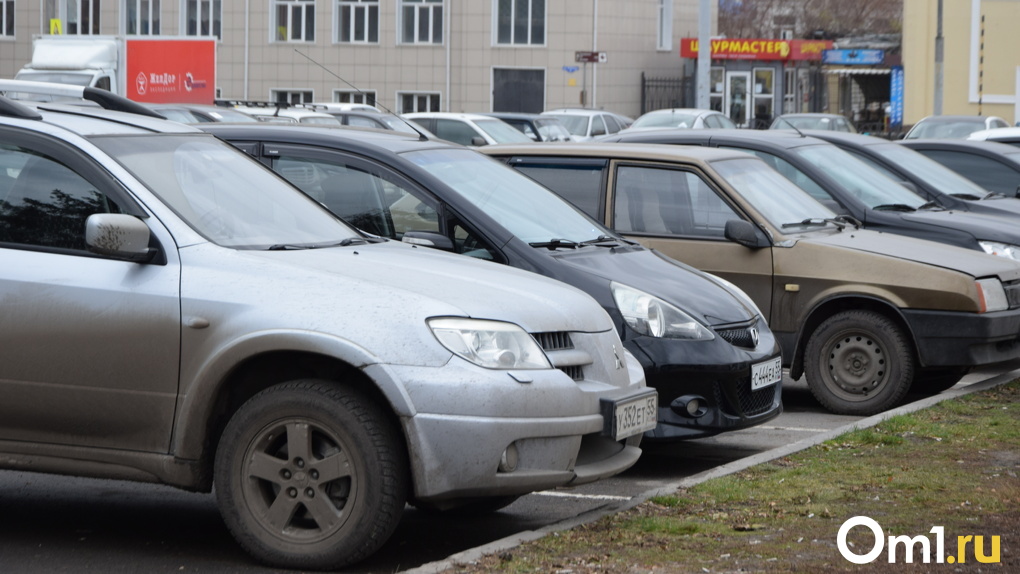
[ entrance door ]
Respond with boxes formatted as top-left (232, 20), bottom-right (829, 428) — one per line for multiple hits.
top-left (493, 68), bottom-right (545, 113)
top-left (725, 71), bottom-right (751, 128)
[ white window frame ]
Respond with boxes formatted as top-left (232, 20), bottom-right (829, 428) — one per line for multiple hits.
top-left (46, 0), bottom-right (101, 35)
top-left (656, 0), bottom-right (672, 51)
top-left (336, 0), bottom-right (379, 43)
top-left (272, 0), bottom-right (316, 43)
top-left (124, 0), bottom-right (160, 35)
top-left (397, 91), bottom-right (441, 113)
top-left (1, 0), bottom-right (14, 37)
top-left (334, 90), bottom-right (377, 106)
top-left (182, 0), bottom-right (221, 39)
top-left (399, 0), bottom-right (443, 45)
top-left (272, 89), bottom-right (315, 104)
top-left (493, 0), bottom-right (546, 47)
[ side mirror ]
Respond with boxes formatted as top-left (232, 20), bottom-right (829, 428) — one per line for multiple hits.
top-left (724, 219), bottom-right (768, 249)
top-left (470, 136), bottom-right (488, 147)
top-left (85, 213), bottom-right (157, 263)
top-left (1015, 184), bottom-right (1020, 199)
top-left (401, 230), bottom-right (456, 251)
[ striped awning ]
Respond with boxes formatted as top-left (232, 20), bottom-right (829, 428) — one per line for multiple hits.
top-left (823, 68), bottom-right (891, 76)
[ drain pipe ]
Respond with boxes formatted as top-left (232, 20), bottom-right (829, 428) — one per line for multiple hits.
top-left (446, 0), bottom-right (451, 111)
top-left (244, 0), bottom-right (250, 99)
top-left (592, 0), bottom-right (598, 108)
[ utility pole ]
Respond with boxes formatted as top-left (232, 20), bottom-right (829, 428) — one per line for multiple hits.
top-left (934, 0), bottom-right (944, 115)
top-left (696, 0), bottom-right (711, 109)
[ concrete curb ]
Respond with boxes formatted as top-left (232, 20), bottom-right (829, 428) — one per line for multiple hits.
top-left (403, 370), bottom-right (1019, 574)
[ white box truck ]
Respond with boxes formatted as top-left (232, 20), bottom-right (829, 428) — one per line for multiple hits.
top-left (15, 35), bottom-right (216, 103)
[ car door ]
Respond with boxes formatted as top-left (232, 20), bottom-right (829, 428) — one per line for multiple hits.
top-left (0, 131), bottom-right (181, 452)
top-left (606, 161), bottom-right (775, 320)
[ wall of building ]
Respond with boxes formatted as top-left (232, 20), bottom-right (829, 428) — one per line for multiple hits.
top-left (903, 0), bottom-right (1019, 124)
top-left (0, 1), bottom-right (710, 120)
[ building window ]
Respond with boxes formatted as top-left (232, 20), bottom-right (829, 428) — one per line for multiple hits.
top-left (710, 67), bottom-right (724, 112)
top-left (334, 90), bottom-right (377, 106)
top-left (126, 0), bottom-right (160, 35)
top-left (184, 0), bottom-right (221, 38)
top-left (400, 0), bottom-right (442, 44)
top-left (337, 0), bottom-right (378, 43)
top-left (273, 90), bottom-right (314, 104)
top-left (495, 0), bottom-right (544, 46)
top-left (1, 1), bottom-right (14, 37)
top-left (657, 0), bottom-right (671, 51)
top-left (45, 0), bottom-right (101, 35)
top-left (273, 0), bottom-right (315, 42)
top-left (398, 92), bottom-right (440, 113)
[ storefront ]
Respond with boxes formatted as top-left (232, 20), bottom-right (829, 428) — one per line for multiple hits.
top-left (680, 38), bottom-right (833, 128)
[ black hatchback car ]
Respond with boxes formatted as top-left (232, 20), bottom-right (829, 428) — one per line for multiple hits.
top-left (601, 129), bottom-right (1020, 262)
top-left (896, 139), bottom-right (1020, 198)
top-left (202, 124), bottom-right (784, 441)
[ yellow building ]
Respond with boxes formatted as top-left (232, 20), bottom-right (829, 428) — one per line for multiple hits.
top-left (904, 0), bottom-right (1020, 125)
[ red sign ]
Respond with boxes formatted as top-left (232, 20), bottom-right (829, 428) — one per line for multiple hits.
top-left (680, 38), bottom-right (832, 61)
top-left (125, 38), bottom-right (216, 104)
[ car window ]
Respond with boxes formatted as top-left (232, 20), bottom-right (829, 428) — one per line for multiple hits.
top-left (474, 120), bottom-right (533, 144)
top-left (710, 157), bottom-right (836, 228)
top-left (432, 119), bottom-right (481, 146)
top-left (506, 120), bottom-right (539, 141)
top-left (590, 116), bottom-right (608, 137)
top-left (722, 147), bottom-right (833, 202)
top-left (0, 144), bottom-right (125, 252)
top-left (510, 162), bottom-right (604, 218)
top-left (916, 149), bottom-right (1020, 195)
top-left (603, 114), bottom-right (622, 134)
top-left (347, 116), bottom-right (382, 129)
top-left (613, 165), bottom-right (739, 238)
top-left (794, 145), bottom-right (926, 209)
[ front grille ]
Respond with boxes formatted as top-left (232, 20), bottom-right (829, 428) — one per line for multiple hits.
top-left (716, 377), bottom-right (777, 417)
top-left (715, 321), bottom-right (758, 349)
top-left (1004, 281), bottom-right (1020, 309)
top-left (532, 331), bottom-right (583, 381)
top-left (533, 331), bottom-right (574, 351)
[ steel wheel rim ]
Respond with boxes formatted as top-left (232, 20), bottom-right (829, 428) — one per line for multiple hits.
top-left (823, 331), bottom-right (889, 402)
top-left (240, 417), bottom-right (360, 544)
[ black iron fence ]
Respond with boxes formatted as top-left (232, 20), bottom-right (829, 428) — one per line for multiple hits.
top-left (640, 73), bottom-right (692, 116)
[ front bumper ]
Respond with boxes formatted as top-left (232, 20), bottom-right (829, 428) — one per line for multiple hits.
top-left (903, 308), bottom-right (1020, 367)
top-left (627, 315), bottom-right (784, 441)
top-left (386, 330), bottom-right (652, 502)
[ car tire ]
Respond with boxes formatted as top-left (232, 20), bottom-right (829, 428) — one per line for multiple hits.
top-left (909, 366), bottom-right (970, 395)
top-left (214, 380), bottom-right (407, 570)
top-left (804, 310), bottom-right (914, 416)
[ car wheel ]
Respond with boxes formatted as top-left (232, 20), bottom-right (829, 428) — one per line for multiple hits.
top-left (909, 366), bottom-right (970, 395)
top-left (804, 310), bottom-right (914, 416)
top-left (214, 380), bottom-right (407, 570)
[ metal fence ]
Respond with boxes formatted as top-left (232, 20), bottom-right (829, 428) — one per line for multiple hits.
top-left (640, 73), bottom-right (692, 115)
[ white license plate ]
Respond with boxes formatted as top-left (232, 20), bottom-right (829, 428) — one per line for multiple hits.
top-left (604, 390), bottom-right (658, 440)
top-left (751, 356), bottom-right (783, 390)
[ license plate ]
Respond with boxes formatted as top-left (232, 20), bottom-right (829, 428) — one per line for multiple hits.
top-left (601, 390), bottom-right (658, 440)
top-left (751, 356), bottom-right (783, 390)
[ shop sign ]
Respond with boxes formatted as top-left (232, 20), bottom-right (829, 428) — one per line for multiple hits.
top-left (681, 38), bottom-right (832, 61)
top-left (822, 49), bottom-right (886, 65)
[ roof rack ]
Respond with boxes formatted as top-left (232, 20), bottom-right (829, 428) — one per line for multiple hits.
top-left (0, 79), bottom-right (164, 119)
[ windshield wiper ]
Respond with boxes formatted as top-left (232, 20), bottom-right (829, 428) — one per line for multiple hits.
top-left (267, 237), bottom-right (375, 250)
top-left (781, 217), bottom-right (840, 229)
top-left (580, 234), bottom-right (624, 247)
top-left (529, 238), bottom-right (581, 250)
top-left (873, 203), bottom-right (918, 212)
top-left (917, 201), bottom-right (944, 210)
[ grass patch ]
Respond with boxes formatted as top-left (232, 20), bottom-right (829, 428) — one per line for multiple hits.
top-left (455, 381), bottom-right (1020, 572)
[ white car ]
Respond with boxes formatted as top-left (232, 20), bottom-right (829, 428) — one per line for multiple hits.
top-left (968, 126), bottom-right (1020, 148)
top-left (626, 108), bottom-right (737, 132)
top-left (0, 80), bottom-right (654, 571)
top-left (541, 108), bottom-right (634, 142)
top-left (402, 112), bottom-right (533, 146)
top-left (219, 100), bottom-right (342, 125)
top-left (904, 115), bottom-right (1010, 139)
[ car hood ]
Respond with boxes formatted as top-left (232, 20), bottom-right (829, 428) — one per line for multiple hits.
top-left (900, 208), bottom-right (1020, 244)
top-left (804, 227), bottom-right (1020, 282)
top-left (550, 246), bottom-right (759, 325)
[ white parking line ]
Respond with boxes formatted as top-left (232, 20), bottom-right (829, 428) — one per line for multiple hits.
top-left (534, 491), bottom-right (632, 501)
top-left (756, 425), bottom-right (831, 432)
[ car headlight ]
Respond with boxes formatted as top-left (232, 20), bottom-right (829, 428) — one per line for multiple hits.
top-left (702, 273), bottom-right (764, 319)
top-left (611, 282), bottom-right (714, 340)
top-left (979, 241), bottom-right (1020, 260)
top-left (976, 278), bottom-right (1009, 313)
top-left (427, 318), bottom-right (551, 369)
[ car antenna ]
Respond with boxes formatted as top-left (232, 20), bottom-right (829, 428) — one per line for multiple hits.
top-left (293, 49), bottom-right (431, 141)
top-left (778, 117), bottom-right (806, 138)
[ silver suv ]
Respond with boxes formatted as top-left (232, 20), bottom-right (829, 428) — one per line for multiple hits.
top-left (0, 82), bottom-right (654, 570)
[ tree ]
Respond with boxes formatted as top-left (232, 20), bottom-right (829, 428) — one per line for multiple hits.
top-left (719, 0), bottom-right (902, 39)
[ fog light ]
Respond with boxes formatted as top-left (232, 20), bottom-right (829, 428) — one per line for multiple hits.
top-left (498, 442), bottom-right (519, 473)
top-left (670, 395), bottom-right (708, 418)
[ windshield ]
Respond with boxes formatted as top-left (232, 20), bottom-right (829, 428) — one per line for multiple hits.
top-left (380, 116), bottom-right (421, 134)
top-left (92, 134), bottom-right (359, 248)
top-left (402, 148), bottom-right (611, 244)
top-left (907, 119), bottom-right (986, 139)
top-left (474, 119), bottom-right (534, 143)
top-left (710, 157), bottom-right (837, 229)
top-left (794, 144), bottom-right (928, 209)
top-left (871, 143), bottom-right (994, 199)
top-left (632, 111), bottom-right (700, 129)
top-left (547, 114), bottom-right (589, 136)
